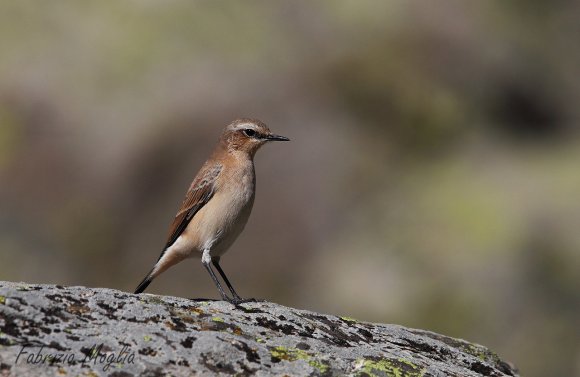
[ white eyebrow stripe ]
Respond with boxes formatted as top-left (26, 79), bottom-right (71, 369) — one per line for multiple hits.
top-left (230, 123), bottom-right (259, 131)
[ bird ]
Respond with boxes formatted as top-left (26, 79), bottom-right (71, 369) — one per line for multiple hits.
top-left (134, 118), bottom-right (289, 304)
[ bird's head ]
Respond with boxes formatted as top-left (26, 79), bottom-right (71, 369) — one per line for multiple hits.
top-left (222, 118), bottom-right (289, 156)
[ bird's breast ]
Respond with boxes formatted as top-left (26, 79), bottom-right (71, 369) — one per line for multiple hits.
top-left (185, 161), bottom-right (256, 255)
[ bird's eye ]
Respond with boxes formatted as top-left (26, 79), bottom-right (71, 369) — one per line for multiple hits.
top-left (243, 129), bottom-right (256, 137)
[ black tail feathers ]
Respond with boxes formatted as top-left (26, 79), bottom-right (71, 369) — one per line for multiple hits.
top-left (134, 272), bottom-right (153, 294)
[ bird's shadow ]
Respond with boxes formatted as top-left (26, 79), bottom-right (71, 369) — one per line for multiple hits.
top-left (187, 297), bottom-right (267, 306)
top-left (188, 298), bottom-right (220, 302)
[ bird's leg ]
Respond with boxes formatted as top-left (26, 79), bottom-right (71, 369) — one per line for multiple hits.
top-left (202, 249), bottom-right (231, 302)
top-left (212, 257), bottom-right (243, 302)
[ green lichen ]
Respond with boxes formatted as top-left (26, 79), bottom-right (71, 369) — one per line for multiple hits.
top-left (354, 357), bottom-right (425, 377)
top-left (0, 296), bottom-right (5, 304)
top-left (256, 337), bottom-right (266, 343)
top-left (308, 358), bottom-right (330, 374)
top-left (460, 342), bottom-right (500, 365)
top-left (143, 335), bottom-right (152, 342)
top-left (211, 316), bottom-right (224, 323)
top-left (270, 346), bottom-right (329, 373)
top-left (465, 344), bottom-right (488, 361)
top-left (146, 296), bottom-right (166, 305)
top-left (398, 358), bottom-right (424, 373)
top-left (340, 316), bottom-right (358, 323)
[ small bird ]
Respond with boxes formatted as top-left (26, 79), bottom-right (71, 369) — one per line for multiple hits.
top-left (134, 118), bottom-right (289, 303)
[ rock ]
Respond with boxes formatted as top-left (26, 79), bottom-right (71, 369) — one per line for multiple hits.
top-left (0, 281), bottom-right (518, 377)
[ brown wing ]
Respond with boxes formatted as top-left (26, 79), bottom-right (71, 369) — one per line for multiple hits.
top-left (157, 163), bottom-right (222, 260)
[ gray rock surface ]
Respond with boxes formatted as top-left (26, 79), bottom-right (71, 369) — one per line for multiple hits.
top-left (0, 281), bottom-right (518, 376)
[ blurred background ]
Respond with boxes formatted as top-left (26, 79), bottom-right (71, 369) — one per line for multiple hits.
top-left (0, 1), bottom-right (578, 376)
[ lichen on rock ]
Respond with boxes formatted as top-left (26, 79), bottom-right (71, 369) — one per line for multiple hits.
top-left (0, 281), bottom-right (519, 376)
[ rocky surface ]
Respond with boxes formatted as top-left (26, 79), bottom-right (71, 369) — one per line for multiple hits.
top-left (0, 281), bottom-right (518, 376)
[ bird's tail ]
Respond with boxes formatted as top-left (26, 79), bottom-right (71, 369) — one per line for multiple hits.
top-left (134, 269), bottom-right (154, 294)
top-left (134, 247), bottom-right (177, 294)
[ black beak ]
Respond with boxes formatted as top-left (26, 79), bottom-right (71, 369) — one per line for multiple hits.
top-left (265, 134), bottom-right (290, 142)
